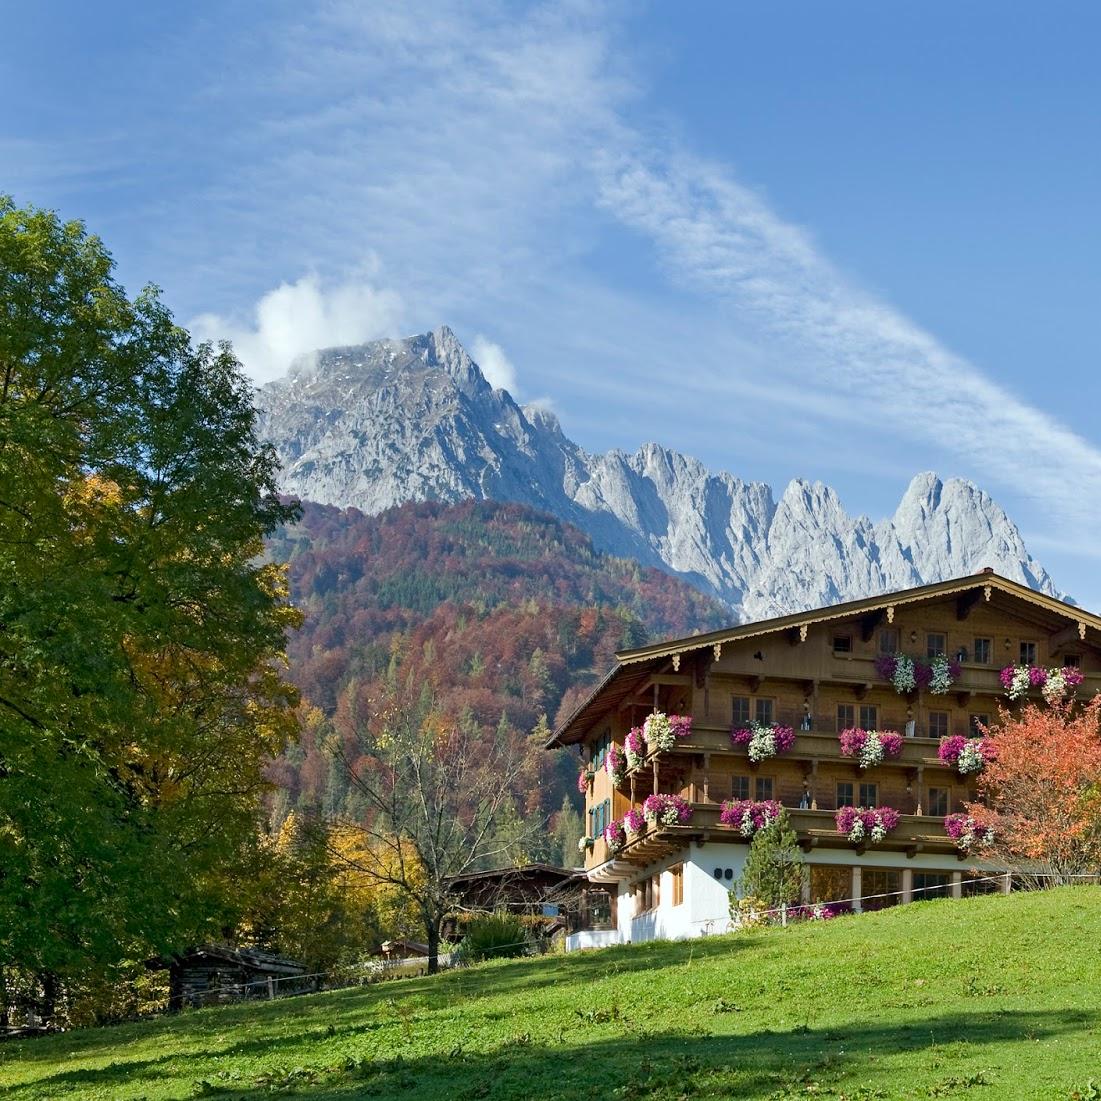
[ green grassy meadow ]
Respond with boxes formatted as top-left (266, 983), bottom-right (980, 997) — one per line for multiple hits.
top-left (2, 889), bottom-right (1100, 1100)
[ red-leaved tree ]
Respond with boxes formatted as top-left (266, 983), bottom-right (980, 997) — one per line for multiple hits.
top-left (969, 697), bottom-right (1101, 884)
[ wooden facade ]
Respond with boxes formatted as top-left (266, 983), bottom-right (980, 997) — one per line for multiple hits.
top-left (549, 571), bottom-right (1101, 939)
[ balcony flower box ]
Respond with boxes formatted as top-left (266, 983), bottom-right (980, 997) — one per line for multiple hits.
top-left (603, 819), bottom-right (627, 855)
top-left (944, 813), bottom-right (995, 853)
top-left (642, 792), bottom-right (693, 827)
top-left (605, 742), bottom-right (626, 787)
top-left (577, 767), bottom-right (594, 795)
top-left (1000, 664), bottom-right (1084, 703)
top-left (719, 798), bottom-right (782, 838)
top-left (624, 725), bottom-right (645, 770)
top-left (624, 807), bottom-right (646, 836)
top-left (642, 711), bottom-right (693, 753)
top-left (838, 728), bottom-right (904, 769)
top-left (875, 652), bottom-right (961, 696)
top-left (835, 805), bottom-right (900, 845)
top-left (938, 735), bottom-right (989, 775)
top-left (577, 836), bottom-right (594, 853)
top-left (731, 721), bottom-right (796, 762)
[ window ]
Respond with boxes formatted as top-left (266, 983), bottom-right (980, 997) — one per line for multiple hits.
top-left (913, 872), bottom-right (951, 901)
top-left (862, 868), bottom-right (901, 911)
top-left (1020, 640), bottom-right (1037, 665)
top-left (927, 633), bottom-right (947, 659)
top-left (732, 695), bottom-right (751, 727)
top-left (859, 704), bottom-right (878, 730)
top-left (879, 628), bottom-right (900, 654)
top-left (810, 864), bottom-right (850, 906)
top-left (1064, 654), bottom-right (1082, 669)
top-left (836, 703), bottom-right (855, 732)
top-left (755, 698), bottom-right (774, 724)
top-left (928, 711), bottom-right (949, 739)
top-left (973, 637), bottom-right (992, 665)
top-left (593, 731), bottom-right (610, 770)
top-left (731, 775), bottom-right (750, 800)
top-left (832, 634), bottom-right (853, 654)
top-left (836, 781), bottom-right (854, 808)
top-left (858, 782), bottom-right (878, 807)
top-left (927, 787), bottom-right (949, 816)
top-left (669, 864), bottom-right (684, 907)
top-left (755, 776), bottom-right (774, 801)
top-left (969, 714), bottom-right (990, 735)
top-left (589, 798), bottom-right (610, 839)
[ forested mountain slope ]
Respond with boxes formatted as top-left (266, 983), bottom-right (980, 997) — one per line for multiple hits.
top-left (265, 499), bottom-right (730, 845)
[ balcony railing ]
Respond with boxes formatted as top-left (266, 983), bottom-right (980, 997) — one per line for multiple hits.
top-left (586, 803), bottom-right (961, 879)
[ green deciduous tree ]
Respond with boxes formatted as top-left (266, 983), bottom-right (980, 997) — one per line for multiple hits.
top-left (0, 197), bottom-right (301, 1018)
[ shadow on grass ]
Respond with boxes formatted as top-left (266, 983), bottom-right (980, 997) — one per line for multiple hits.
top-left (1, 934), bottom-right (754, 1071)
top-left (15, 1007), bottom-right (1098, 1101)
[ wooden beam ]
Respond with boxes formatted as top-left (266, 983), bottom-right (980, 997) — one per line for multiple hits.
top-left (860, 609), bottom-right (885, 642)
top-left (749, 675), bottom-right (764, 693)
top-left (854, 682), bottom-right (870, 701)
top-left (1048, 624), bottom-right (1083, 651)
top-left (956, 589), bottom-right (982, 621)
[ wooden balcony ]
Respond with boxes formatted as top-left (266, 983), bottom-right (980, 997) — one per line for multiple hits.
top-left (624, 726), bottom-right (954, 780)
top-left (586, 804), bottom-right (960, 882)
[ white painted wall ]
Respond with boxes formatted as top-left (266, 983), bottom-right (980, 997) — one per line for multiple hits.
top-left (565, 840), bottom-right (1008, 950)
top-left (564, 929), bottom-right (620, 952)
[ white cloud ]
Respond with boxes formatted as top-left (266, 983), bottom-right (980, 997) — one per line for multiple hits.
top-left (470, 336), bottom-right (518, 393)
top-left (190, 271), bottom-right (403, 384)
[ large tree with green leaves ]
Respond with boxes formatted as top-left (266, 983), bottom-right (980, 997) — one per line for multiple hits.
top-left (0, 197), bottom-right (300, 1015)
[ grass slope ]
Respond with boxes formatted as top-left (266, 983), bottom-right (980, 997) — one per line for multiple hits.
top-left (3, 890), bottom-right (1100, 1100)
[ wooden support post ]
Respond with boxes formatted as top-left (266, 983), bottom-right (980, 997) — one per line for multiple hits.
top-left (267, 976), bottom-right (275, 1000)
top-left (950, 871), bottom-right (963, 899)
top-left (901, 868), bottom-right (913, 905)
top-left (800, 864), bottom-right (811, 905)
top-left (702, 752), bottom-right (711, 803)
top-left (1002, 871), bottom-right (1012, 895)
top-left (851, 866), bottom-right (863, 914)
top-left (652, 758), bottom-right (659, 797)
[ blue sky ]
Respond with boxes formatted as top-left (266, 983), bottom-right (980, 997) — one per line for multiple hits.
top-left (5, 1), bottom-right (1101, 605)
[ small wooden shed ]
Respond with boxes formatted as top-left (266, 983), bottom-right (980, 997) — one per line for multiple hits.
top-left (159, 945), bottom-right (307, 1009)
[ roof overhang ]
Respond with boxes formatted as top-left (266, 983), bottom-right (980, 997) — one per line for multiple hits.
top-left (547, 571), bottom-right (1100, 750)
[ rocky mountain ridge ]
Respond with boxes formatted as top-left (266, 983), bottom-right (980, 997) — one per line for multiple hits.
top-left (257, 326), bottom-right (1058, 620)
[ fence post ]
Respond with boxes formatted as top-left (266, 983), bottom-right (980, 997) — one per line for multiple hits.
top-left (780, 903), bottom-right (787, 927)
top-left (267, 976), bottom-right (275, 1000)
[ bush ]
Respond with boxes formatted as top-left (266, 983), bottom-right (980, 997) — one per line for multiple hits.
top-left (460, 912), bottom-right (530, 961)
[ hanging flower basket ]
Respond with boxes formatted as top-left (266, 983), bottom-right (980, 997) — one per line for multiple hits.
top-left (642, 792), bottom-right (693, 826)
top-left (577, 836), bottom-right (594, 853)
top-left (876, 652), bottom-right (961, 695)
top-left (937, 735), bottom-right (989, 775)
top-left (603, 818), bottom-right (627, 854)
top-left (944, 813), bottom-right (995, 853)
top-left (577, 766), bottom-right (594, 795)
top-left (718, 798), bottom-right (782, 838)
top-left (731, 721), bottom-right (796, 762)
top-left (642, 712), bottom-right (693, 753)
top-left (835, 805), bottom-right (900, 845)
top-left (605, 742), bottom-right (626, 787)
top-left (624, 725), bottom-right (646, 770)
top-left (838, 728), bottom-right (904, 769)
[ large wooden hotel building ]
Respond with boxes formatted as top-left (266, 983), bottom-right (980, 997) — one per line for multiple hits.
top-left (548, 570), bottom-right (1101, 949)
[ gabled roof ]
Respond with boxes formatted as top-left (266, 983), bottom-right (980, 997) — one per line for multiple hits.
top-left (547, 570), bottom-right (1099, 748)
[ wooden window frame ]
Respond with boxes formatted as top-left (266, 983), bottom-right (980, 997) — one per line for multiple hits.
top-left (836, 781), bottom-right (854, 808)
top-left (670, 864), bottom-right (684, 907)
top-left (927, 710), bottom-right (950, 740)
top-left (1020, 640), bottom-right (1037, 665)
top-left (732, 695), bottom-right (751, 727)
top-left (754, 697), bottom-right (775, 725)
top-left (926, 632), bottom-right (947, 659)
top-left (832, 633), bottom-right (853, 654)
top-left (927, 787), bottom-right (949, 817)
top-left (1064, 654), bottom-right (1082, 669)
top-left (859, 704), bottom-right (878, 730)
top-left (858, 781), bottom-right (878, 807)
top-left (754, 775), bottom-right (775, 802)
top-left (973, 637), bottom-right (992, 665)
top-left (879, 628), bottom-right (900, 654)
top-left (836, 703), bottom-right (855, 732)
top-left (730, 775), bottom-right (750, 801)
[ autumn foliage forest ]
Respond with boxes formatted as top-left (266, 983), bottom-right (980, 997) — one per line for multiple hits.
top-left (265, 498), bottom-right (731, 864)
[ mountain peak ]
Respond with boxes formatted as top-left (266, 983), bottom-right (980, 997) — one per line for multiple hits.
top-left (257, 329), bottom-right (1061, 616)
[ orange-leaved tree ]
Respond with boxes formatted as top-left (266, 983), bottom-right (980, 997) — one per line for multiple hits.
top-left (968, 697), bottom-right (1101, 884)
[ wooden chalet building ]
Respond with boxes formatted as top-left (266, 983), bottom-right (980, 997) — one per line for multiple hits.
top-left (548, 570), bottom-right (1101, 949)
